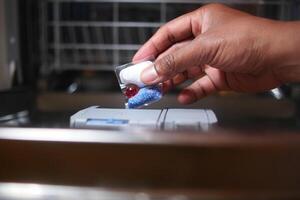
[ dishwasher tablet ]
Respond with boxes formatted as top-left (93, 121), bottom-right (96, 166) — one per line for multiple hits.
top-left (115, 60), bottom-right (163, 109)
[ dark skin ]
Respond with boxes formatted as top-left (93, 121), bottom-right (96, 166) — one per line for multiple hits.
top-left (133, 4), bottom-right (300, 104)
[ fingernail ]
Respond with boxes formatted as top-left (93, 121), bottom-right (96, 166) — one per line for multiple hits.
top-left (141, 65), bottom-right (158, 84)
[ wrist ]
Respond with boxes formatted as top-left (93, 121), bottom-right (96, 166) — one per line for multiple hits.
top-left (271, 21), bottom-right (300, 83)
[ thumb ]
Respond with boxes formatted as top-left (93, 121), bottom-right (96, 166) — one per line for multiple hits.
top-left (140, 35), bottom-right (217, 85)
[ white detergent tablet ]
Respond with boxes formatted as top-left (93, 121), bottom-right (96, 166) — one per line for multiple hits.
top-left (119, 61), bottom-right (154, 87)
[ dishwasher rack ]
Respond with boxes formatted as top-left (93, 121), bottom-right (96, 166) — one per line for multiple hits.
top-left (40, 0), bottom-right (296, 74)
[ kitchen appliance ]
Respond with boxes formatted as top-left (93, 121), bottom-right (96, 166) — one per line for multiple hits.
top-left (0, 2), bottom-right (300, 199)
top-left (0, 0), bottom-right (298, 127)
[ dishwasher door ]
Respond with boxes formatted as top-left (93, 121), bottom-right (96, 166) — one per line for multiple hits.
top-left (0, 128), bottom-right (300, 199)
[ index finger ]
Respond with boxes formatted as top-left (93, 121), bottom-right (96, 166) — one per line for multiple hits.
top-left (132, 11), bottom-right (200, 62)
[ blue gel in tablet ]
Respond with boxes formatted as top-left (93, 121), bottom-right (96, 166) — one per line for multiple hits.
top-left (127, 86), bottom-right (162, 109)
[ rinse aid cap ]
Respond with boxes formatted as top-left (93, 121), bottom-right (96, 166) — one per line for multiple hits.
top-left (119, 61), bottom-right (154, 88)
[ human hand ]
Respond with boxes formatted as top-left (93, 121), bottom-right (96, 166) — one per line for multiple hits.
top-left (133, 4), bottom-right (300, 104)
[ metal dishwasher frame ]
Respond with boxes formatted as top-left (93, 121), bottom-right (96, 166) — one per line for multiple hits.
top-left (0, 0), bottom-right (21, 90)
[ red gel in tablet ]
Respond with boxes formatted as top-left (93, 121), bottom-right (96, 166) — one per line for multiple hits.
top-left (124, 85), bottom-right (139, 98)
